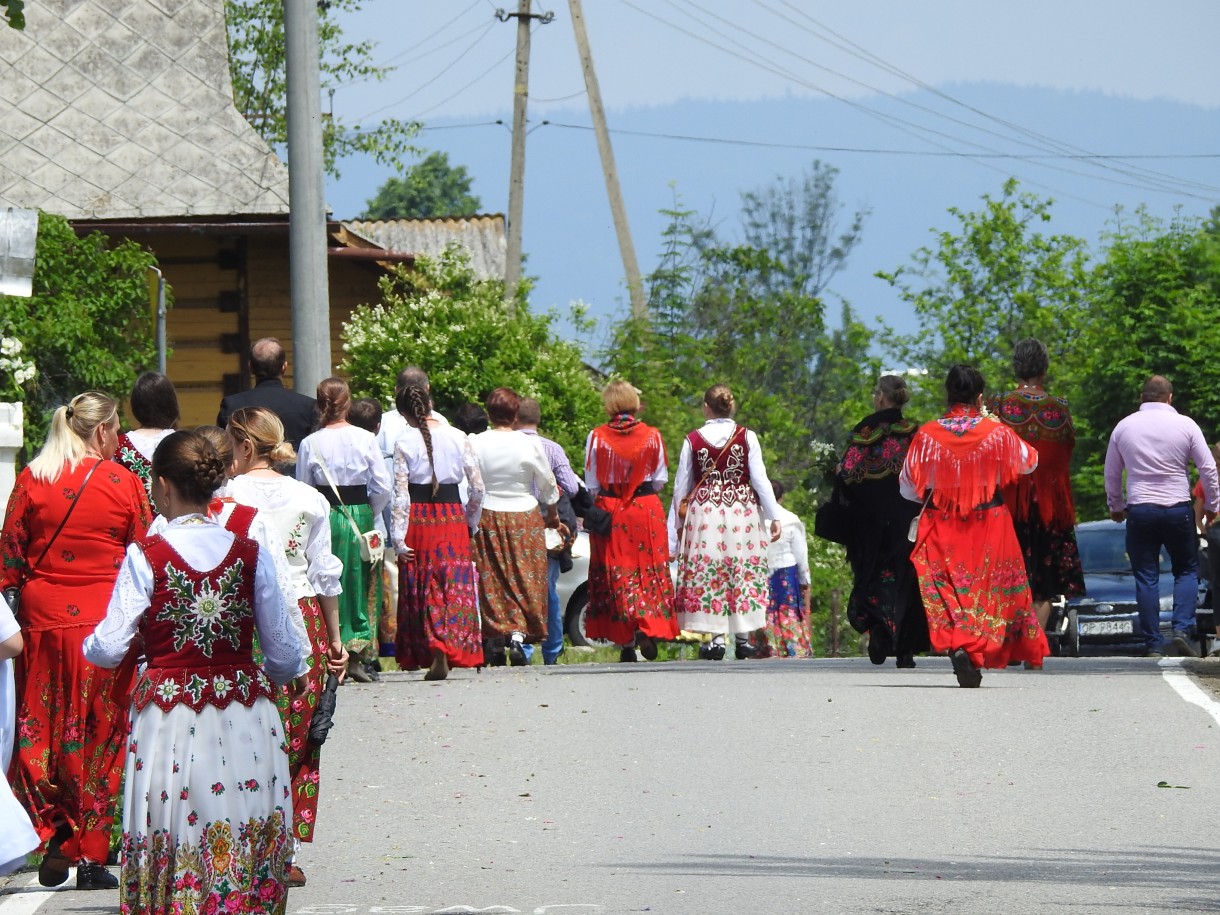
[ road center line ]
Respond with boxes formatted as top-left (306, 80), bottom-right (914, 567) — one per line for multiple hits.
top-left (1161, 659), bottom-right (1220, 727)
top-left (0, 875), bottom-right (66, 915)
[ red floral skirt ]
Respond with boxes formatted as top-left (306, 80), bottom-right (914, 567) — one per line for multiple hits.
top-left (587, 492), bottom-right (677, 645)
top-left (911, 506), bottom-right (1048, 668)
top-left (10, 623), bottom-right (133, 862)
top-left (278, 596), bottom-right (327, 843)
top-left (397, 502), bottom-right (484, 668)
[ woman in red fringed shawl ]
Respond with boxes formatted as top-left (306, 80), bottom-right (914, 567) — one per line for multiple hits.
top-left (899, 365), bottom-right (1048, 688)
top-left (583, 381), bottom-right (677, 662)
top-left (989, 339), bottom-right (1085, 654)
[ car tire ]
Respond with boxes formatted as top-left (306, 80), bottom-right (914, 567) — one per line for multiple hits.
top-left (1062, 606), bottom-right (1081, 658)
top-left (564, 586), bottom-right (593, 647)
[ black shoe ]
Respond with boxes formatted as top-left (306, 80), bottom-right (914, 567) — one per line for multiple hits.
top-left (705, 642), bottom-right (726, 661)
top-left (619, 646), bottom-right (638, 662)
top-left (734, 642), bottom-right (759, 660)
top-left (76, 861), bottom-right (119, 890)
top-left (896, 654), bottom-right (916, 669)
top-left (867, 627), bottom-right (889, 665)
top-left (950, 648), bottom-right (982, 688)
top-left (1169, 631), bottom-right (1200, 658)
top-left (507, 639), bottom-right (528, 667)
top-left (487, 645), bottom-right (507, 667)
top-left (346, 660), bottom-right (373, 683)
top-left (38, 848), bottom-right (70, 888)
top-left (635, 631), bottom-right (658, 661)
top-left (364, 660), bottom-right (381, 681)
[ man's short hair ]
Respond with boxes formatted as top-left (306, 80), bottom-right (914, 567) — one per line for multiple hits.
top-left (516, 398), bottom-right (541, 426)
top-left (396, 366), bottom-right (429, 396)
top-left (250, 338), bottom-right (286, 380)
top-left (1141, 375), bottom-right (1173, 403)
top-left (348, 398), bottom-right (382, 434)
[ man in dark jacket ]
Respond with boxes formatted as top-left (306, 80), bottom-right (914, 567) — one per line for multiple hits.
top-left (217, 337), bottom-right (317, 449)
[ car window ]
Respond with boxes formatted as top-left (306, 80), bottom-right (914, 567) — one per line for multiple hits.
top-left (1076, 528), bottom-right (1171, 574)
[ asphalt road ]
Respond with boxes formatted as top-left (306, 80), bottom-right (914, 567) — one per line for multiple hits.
top-left (5, 656), bottom-right (1220, 915)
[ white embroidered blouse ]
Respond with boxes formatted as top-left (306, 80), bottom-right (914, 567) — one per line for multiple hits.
top-left (297, 424), bottom-right (392, 516)
top-left (469, 429), bottom-right (559, 513)
top-left (390, 423), bottom-right (485, 553)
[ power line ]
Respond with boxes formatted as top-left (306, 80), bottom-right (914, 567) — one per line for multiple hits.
top-left (378, 2), bottom-right (486, 68)
top-left (615, 0), bottom-right (1217, 204)
top-left (356, 21), bottom-right (497, 121)
top-left (757, 0), bottom-right (1220, 197)
top-left (541, 121), bottom-right (1220, 160)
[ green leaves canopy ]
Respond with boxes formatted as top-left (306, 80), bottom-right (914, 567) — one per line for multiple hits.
top-left (361, 152), bottom-right (482, 220)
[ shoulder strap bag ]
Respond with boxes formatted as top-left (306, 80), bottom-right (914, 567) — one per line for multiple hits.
top-left (314, 452), bottom-right (384, 566)
top-left (3, 458), bottom-right (102, 616)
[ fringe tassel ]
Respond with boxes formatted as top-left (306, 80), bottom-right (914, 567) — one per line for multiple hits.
top-left (908, 423), bottom-right (1032, 517)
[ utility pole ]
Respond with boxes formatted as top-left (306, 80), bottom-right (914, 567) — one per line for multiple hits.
top-left (283, 0), bottom-right (331, 392)
top-left (498, 1), bottom-right (553, 304)
top-left (568, 0), bottom-right (646, 318)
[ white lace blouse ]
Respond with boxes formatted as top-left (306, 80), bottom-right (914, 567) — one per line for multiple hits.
top-left (297, 424), bottom-right (392, 516)
top-left (225, 475), bottom-right (344, 601)
top-left (83, 515), bottom-right (304, 686)
top-left (469, 429), bottom-right (559, 513)
top-left (390, 423), bottom-right (485, 552)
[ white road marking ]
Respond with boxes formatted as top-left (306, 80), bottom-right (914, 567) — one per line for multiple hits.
top-left (1161, 658), bottom-right (1220, 727)
top-left (0, 873), bottom-right (72, 915)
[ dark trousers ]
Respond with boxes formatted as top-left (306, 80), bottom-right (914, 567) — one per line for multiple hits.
top-left (1126, 502), bottom-right (1198, 651)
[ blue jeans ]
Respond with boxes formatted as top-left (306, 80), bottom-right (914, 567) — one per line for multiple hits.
top-left (520, 558), bottom-right (564, 664)
top-left (1126, 502), bottom-right (1198, 651)
top-left (543, 557), bottom-right (564, 663)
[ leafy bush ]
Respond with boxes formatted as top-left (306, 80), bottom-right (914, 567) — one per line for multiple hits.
top-left (0, 212), bottom-right (162, 454)
top-left (340, 246), bottom-right (603, 464)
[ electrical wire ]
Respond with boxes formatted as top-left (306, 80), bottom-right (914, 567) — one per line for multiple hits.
top-left (659, 0), bottom-right (1219, 200)
top-left (616, 0), bottom-right (1216, 205)
top-left (356, 21), bottom-right (497, 121)
top-left (530, 89), bottom-right (588, 103)
top-left (378, 1), bottom-right (487, 68)
top-left (758, 0), bottom-right (1220, 197)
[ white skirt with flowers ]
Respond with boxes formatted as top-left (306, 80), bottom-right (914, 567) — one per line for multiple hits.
top-left (674, 496), bottom-right (771, 634)
top-left (119, 698), bottom-right (293, 915)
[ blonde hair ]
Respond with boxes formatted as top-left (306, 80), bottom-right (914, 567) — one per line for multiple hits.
top-left (28, 391), bottom-right (118, 482)
top-left (227, 407), bottom-right (297, 466)
top-left (602, 380), bottom-right (640, 415)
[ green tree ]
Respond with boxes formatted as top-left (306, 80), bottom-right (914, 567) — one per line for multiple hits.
top-left (3, 0), bottom-right (23, 28)
top-left (1069, 210), bottom-right (1220, 517)
top-left (878, 179), bottom-right (1093, 414)
top-left (361, 152), bottom-right (482, 220)
top-left (340, 246), bottom-right (602, 464)
top-left (225, 0), bottom-right (417, 178)
top-left (0, 213), bottom-right (163, 452)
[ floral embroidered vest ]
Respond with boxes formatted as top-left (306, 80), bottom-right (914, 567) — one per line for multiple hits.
top-left (114, 432), bottom-right (154, 505)
top-left (687, 425), bottom-right (759, 508)
top-left (131, 529), bottom-right (276, 713)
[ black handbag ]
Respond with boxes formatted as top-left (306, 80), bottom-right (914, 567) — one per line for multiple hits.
top-left (813, 483), bottom-right (852, 545)
top-left (583, 505), bottom-right (613, 537)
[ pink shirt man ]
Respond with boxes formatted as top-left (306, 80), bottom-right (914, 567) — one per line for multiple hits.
top-left (1105, 401), bottom-right (1219, 515)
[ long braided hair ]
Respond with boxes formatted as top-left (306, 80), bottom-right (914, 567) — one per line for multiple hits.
top-left (395, 381), bottom-right (438, 495)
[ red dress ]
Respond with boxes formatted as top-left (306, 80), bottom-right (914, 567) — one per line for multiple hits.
top-left (585, 417), bottom-right (678, 644)
top-left (903, 408), bottom-right (1049, 669)
top-left (0, 459), bottom-right (151, 862)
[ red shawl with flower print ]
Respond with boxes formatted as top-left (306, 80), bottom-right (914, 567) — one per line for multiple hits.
top-left (586, 414), bottom-right (667, 501)
top-left (904, 406), bottom-right (1036, 517)
top-left (989, 389), bottom-right (1077, 528)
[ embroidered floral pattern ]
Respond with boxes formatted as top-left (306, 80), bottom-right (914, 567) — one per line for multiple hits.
top-left (157, 559), bottom-right (250, 657)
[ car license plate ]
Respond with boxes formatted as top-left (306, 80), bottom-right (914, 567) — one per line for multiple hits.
top-left (1080, 619), bottom-right (1133, 636)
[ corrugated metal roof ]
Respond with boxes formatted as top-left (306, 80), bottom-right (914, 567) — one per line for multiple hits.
top-left (0, 0), bottom-right (290, 219)
top-left (342, 215), bottom-right (507, 281)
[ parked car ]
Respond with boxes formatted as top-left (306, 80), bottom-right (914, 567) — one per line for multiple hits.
top-left (1059, 520), bottom-right (1213, 656)
top-left (557, 531), bottom-right (600, 646)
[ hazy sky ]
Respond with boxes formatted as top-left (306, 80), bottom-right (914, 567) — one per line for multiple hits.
top-left (324, 1), bottom-right (1220, 350)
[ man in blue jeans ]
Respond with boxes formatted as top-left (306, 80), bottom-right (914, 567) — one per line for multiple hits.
top-left (516, 398), bottom-right (584, 664)
top-left (1105, 376), bottom-right (1219, 657)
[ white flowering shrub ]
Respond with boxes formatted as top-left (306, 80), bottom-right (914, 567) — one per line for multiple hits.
top-left (0, 335), bottom-right (35, 399)
top-left (341, 245), bottom-right (603, 464)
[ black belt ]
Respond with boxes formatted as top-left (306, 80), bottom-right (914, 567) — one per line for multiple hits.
top-left (316, 484), bottom-right (369, 507)
top-left (409, 482), bottom-right (462, 504)
top-left (600, 482), bottom-right (659, 499)
top-left (975, 491), bottom-right (1004, 510)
